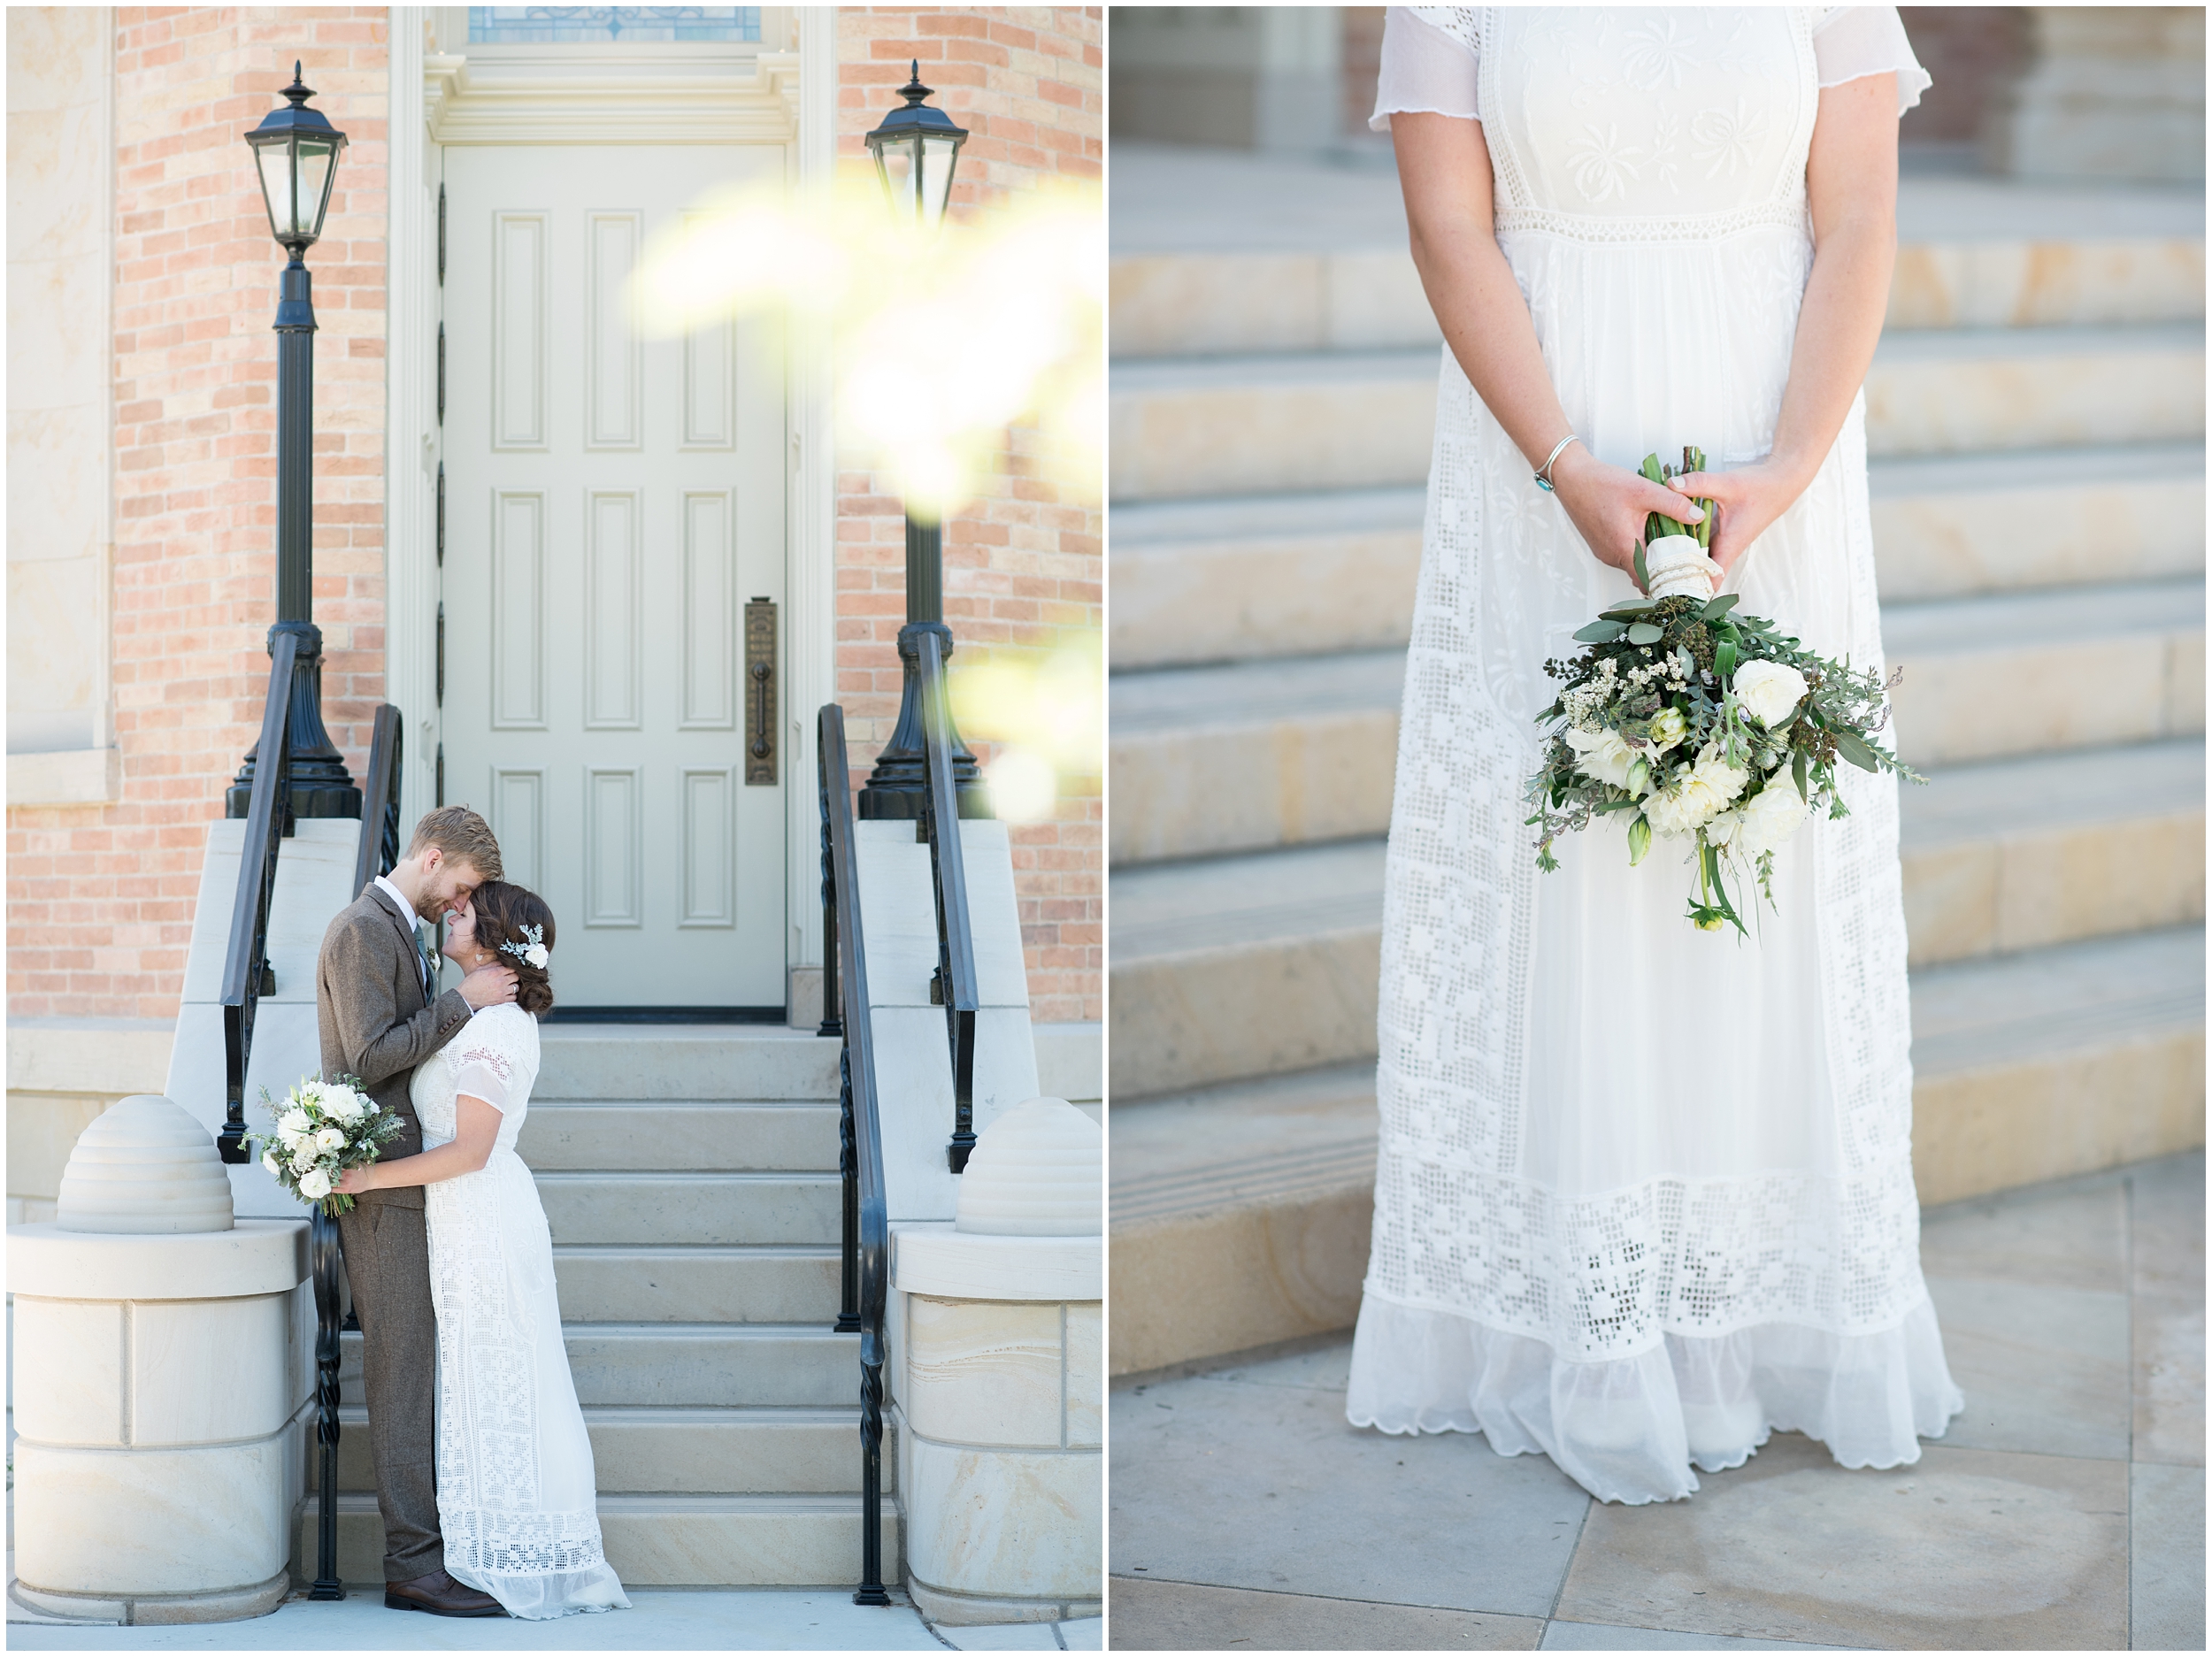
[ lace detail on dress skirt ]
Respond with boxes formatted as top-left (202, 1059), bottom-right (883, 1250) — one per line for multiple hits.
top-left (443, 1507), bottom-right (611, 1576)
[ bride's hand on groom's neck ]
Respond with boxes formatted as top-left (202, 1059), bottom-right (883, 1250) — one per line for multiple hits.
top-left (458, 963), bottom-right (519, 1009)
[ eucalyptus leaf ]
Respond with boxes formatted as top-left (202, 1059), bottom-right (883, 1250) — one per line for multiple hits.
top-left (1831, 728), bottom-right (1880, 772)
top-left (1601, 600), bottom-right (1656, 618)
top-left (1699, 594), bottom-right (1740, 619)
top-left (1632, 542), bottom-right (1651, 595)
top-left (1574, 619), bottom-right (1627, 643)
top-left (1626, 622), bottom-right (1663, 645)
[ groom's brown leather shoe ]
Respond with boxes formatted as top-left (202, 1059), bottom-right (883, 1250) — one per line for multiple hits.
top-left (384, 1569), bottom-right (506, 1616)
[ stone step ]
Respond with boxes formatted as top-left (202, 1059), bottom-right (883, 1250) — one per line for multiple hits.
top-left (534, 1173), bottom-right (841, 1247)
top-left (1108, 928), bottom-right (2204, 1376)
top-left (1108, 446), bottom-right (2205, 671)
top-left (1110, 739), bottom-right (2205, 1096)
top-left (518, 1103), bottom-right (841, 1171)
top-left (291, 1491), bottom-right (900, 1590)
top-left (1885, 577), bottom-right (2202, 766)
top-left (1108, 234), bottom-right (2206, 358)
top-left (535, 1028), bottom-right (841, 1102)
top-left (1109, 581), bottom-right (2205, 864)
top-left (338, 1323), bottom-right (856, 1407)
top-left (551, 1245), bottom-right (839, 1323)
top-left (313, 1404), bottom-right (889, 1497)
top-left (1108, 327), bottom-right (2205, 502)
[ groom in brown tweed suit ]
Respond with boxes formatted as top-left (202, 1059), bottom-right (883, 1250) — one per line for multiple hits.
top-left (317, 806), bottom-right (517, 1617)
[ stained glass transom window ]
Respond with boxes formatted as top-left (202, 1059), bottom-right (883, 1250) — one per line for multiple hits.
top-left (467, 7), bottom-right (763, 43)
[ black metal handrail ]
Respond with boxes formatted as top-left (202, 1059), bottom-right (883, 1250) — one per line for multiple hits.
top-left (820, 704), bottom-right (892, 1606)
top-left (914, 631), bottom-right (979, 1172)
top-left (349, 704), bottom-right (403, 901)
top-left (218, 630), bottom-right (299, 1166)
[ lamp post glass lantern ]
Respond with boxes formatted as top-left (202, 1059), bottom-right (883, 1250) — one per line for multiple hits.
top-left (857, 68), bottom-right (987, 822)
top-left (864, 61), bottom-right (967, 234)
top-left (228, 64), bottom-right (360, 822)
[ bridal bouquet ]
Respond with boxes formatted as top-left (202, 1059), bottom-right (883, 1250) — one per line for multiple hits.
top-left (1525, 448), bottom-right (1920, 933)
top-left (255, 1073), bottom-right (406, 1216)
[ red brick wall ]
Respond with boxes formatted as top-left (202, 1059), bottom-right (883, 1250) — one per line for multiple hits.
top-left (6, 7), bottom-right (389, 1021)
top-left (835, 9), bottom-right (1103, 1024)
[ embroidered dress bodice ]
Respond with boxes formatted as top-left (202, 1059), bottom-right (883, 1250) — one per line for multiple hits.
top-left (411, 1003), bottom-right (628, 1616)
top-left (1348, 7), bottom-right (1959, 1505)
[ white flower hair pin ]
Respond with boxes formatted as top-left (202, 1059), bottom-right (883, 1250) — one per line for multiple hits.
top-left (500, 923), bottom-right (550, 970)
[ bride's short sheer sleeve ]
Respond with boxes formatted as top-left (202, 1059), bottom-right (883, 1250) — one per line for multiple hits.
top-left (1370, 7), bottom-right (1480, 132)
top-left (449, 1016), bottom-right (521, 1112)
top-left (1811, 7), bottom-right (1932, 117)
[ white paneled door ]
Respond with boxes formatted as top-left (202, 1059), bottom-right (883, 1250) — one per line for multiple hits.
top-left (443, 144), bottom-right (787, 1009)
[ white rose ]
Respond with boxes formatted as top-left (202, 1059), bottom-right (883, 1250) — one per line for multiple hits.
top-left (279, 1108), bottom-right (313, 1137)
top-left (1644, 743), bottom-right (1750, 838)
top-left (1647, 706), bottom-right (1688, 752)
top-left (1563, 725), bottom-right (1641, 793)
top-left (322, 1086), bottom-right (364, 1124)
top-left (296, 1169), bottom-right (334, 1201)
top-left (1704, 808), bottom-right (1742, 848)
top-left (1735, 778), bottom-right (1809, 858)
top-left (525, 943), bottom-right (549, 970)
top-left (315, 1125), bottom-right (347, 1152)
top-left (1733, 659), bottom-right (1809, 727)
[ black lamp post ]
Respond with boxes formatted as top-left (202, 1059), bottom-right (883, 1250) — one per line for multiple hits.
top-left (856, 65), bottom-right (988, 821)
top-left (227, 65), bottom-right (360, 821)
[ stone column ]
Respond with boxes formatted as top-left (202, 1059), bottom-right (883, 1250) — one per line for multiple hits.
top-left (7, 1096), bottom-right (311, 1624)
top-left (889, 1097), bottom-right (1102, 1625)
top-left (1985, 7), bottom-right (2206, 182)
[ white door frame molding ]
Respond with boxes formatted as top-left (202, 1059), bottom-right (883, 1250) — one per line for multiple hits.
top-left (384, 4), bottom-right (830, 1001)
top-left (386, 9), bottom-right (441, 840)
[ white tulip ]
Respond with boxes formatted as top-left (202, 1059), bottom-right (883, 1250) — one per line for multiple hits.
top-left (296, 1169), bottom-right (334, 1201)
top-left (1733, 659), bottom-right (1809, 727)
top-left (262, 1149), bottom-right (282, 1176)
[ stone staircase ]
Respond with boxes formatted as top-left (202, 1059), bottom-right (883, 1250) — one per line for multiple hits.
top-left (1108, 150), bottom-right (2207, 1377)
top-left (303, 1025), bottom-right (899, 1585)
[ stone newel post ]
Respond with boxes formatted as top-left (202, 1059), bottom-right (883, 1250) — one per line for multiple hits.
top-left (890, 1096), bottom-right (1103, 1625)
top-left (8, 1095), bottom-right (312, 1624)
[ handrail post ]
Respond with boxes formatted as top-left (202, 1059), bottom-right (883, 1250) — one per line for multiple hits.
top-left (821, 704), bottom-right (891, 1607)
top-left (306, 1206), bottom-right (346, 1599)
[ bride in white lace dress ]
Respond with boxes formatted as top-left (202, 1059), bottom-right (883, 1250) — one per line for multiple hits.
top-left (1348, 7), bottom-right (1964, 1504)
top-left (338, 882), bottom-right (629, 1615)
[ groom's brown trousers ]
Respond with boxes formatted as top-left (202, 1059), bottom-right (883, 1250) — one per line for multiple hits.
top-left (319, 884), bottom-right (473, 1582)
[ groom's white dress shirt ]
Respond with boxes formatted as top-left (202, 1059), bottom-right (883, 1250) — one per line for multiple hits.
top-left (373, 874), bottom-right (431, 997)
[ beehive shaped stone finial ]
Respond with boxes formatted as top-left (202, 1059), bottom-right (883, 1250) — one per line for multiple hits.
top-left (56, 1094), bottom-right (235, 1234)
top-left (954, 1096), bottom-right (1102, 1237)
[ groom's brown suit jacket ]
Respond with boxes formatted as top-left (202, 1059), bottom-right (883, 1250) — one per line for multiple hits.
top-left (316, 881), bottom-right (473, 1579)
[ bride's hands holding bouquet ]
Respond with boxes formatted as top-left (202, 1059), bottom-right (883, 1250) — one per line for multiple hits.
top-left (1665, 460), bottom-right (1811, 578)
top-left (1548, 443), bottom-right (1707, 588)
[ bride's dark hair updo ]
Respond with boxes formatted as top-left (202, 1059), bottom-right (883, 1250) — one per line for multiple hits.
top-left (471, 880), bottom-right (557, 1017)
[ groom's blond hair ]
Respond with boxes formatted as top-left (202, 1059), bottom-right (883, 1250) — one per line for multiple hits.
top-left (406, 805), bottom-right (503, 880)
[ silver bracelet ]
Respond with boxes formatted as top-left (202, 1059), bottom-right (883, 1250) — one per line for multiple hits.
top-left (1534, 434), bottom-right (1579, 493)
